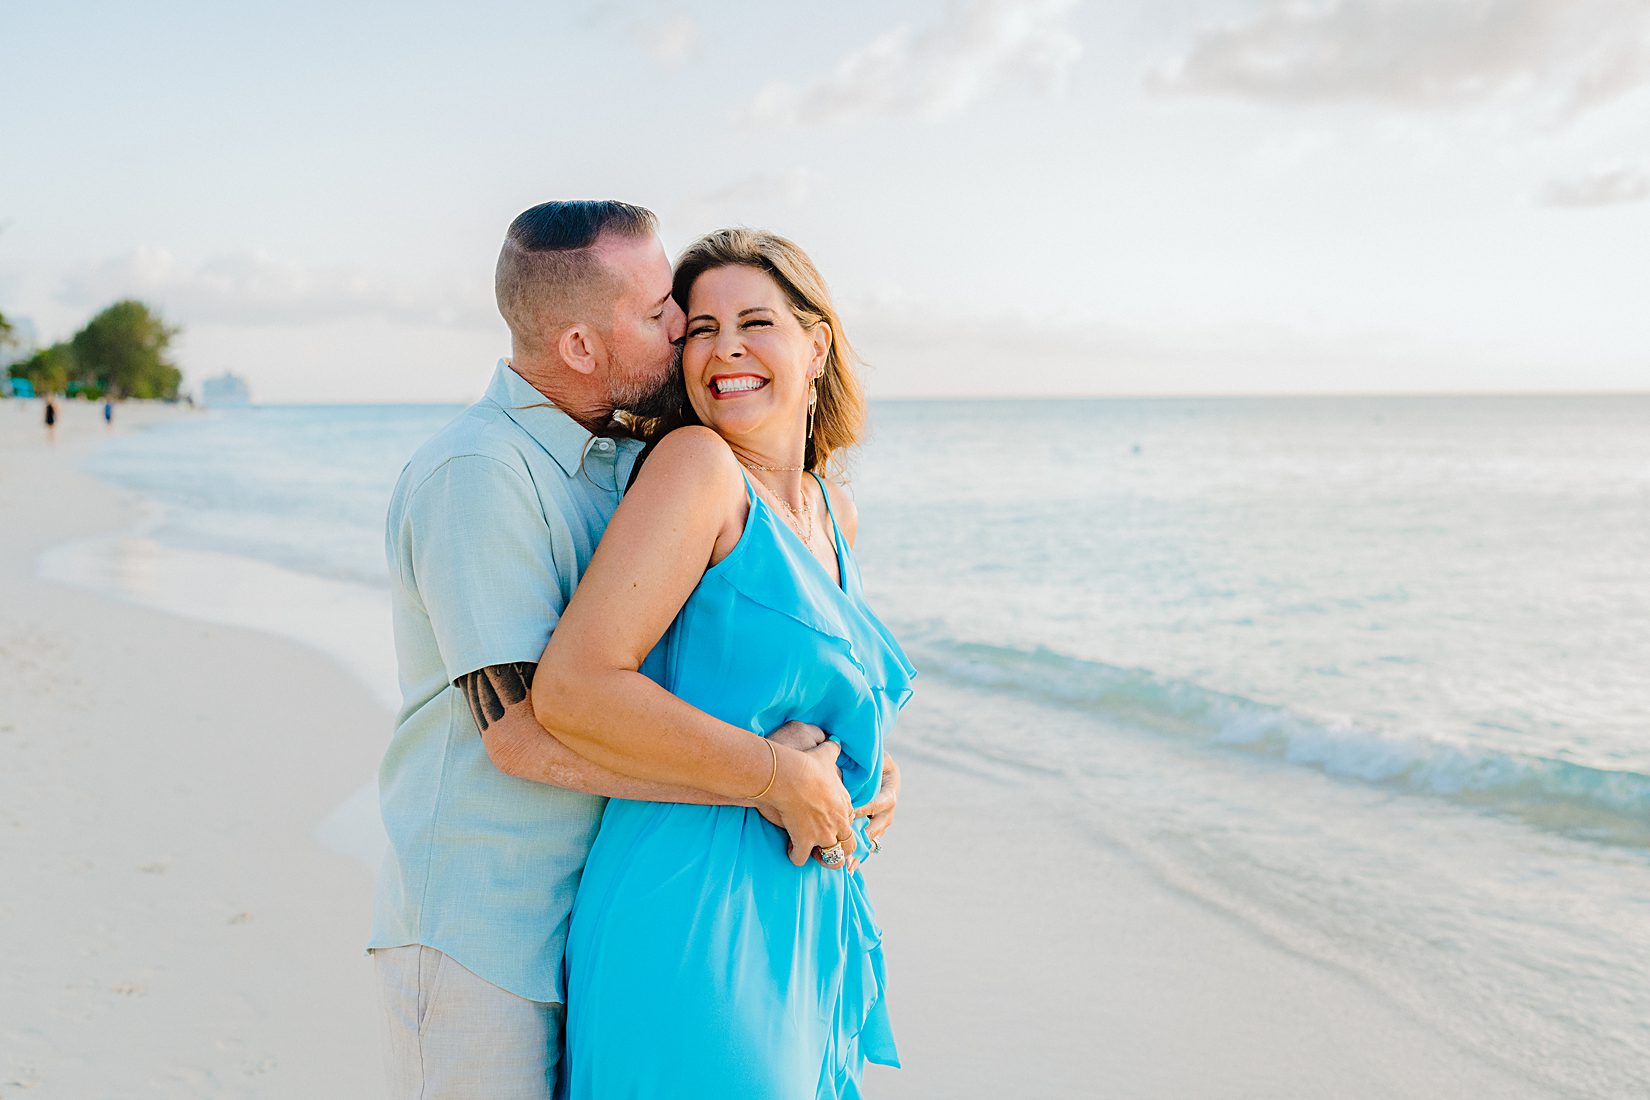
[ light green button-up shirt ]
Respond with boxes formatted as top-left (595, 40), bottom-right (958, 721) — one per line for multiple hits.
top-left (369, 359), bottom-right (645, 1003)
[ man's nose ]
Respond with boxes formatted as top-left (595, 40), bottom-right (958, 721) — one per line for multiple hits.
top-left (666, 300), bottom-right (687, 344)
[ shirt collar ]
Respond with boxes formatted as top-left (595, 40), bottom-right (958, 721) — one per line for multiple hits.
top-left (484, 359), bottom-right (613, 480)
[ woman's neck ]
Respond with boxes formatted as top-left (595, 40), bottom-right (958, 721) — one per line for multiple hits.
top-left (729, 438), bottom-right (806, 498)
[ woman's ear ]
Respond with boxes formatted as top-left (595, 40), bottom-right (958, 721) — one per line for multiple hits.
top-left (809, 322), bottom-right (832, 378)
top-left (559, 324), bottom-right (603, 377)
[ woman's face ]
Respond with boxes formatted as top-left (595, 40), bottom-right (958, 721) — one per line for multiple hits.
top-left (681, 264), bottom-right (829, 457)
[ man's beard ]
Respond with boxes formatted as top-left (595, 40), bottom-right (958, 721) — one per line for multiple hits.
top-left (612, 344), bottom-right (689, 423)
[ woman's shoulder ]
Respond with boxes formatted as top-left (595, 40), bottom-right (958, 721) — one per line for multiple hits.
top-left (636, 426), bottom-right (741, 482)
top-left (627, 426), bottom-right (747, 517)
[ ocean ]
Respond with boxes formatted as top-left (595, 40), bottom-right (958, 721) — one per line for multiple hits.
top-left (49, 394), bottom-right (1650, 1097)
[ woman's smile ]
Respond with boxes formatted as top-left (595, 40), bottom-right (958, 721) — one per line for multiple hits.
top-left (708, 373), bottom-right (770, 398)
top-left (682, 264), bottom-right (831, 454)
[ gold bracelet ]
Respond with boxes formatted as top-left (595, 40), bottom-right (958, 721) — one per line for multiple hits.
top-left (751, 739), bottom-right (779, 802)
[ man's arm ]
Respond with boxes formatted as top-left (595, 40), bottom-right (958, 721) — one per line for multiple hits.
top-left (458, 662), bottom-right (829, 802)
top-left (399, 455), bottom-right (761, 802)
top-left (460, 662), bottom-right (710, 800)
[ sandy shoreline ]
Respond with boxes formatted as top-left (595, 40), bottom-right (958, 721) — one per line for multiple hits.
top-left (2, 398), bottom-right (1557, 1098)
top-left (1, 401), bottom-right (383, 1097)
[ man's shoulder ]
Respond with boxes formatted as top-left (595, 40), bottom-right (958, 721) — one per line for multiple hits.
top-left (395, 400), bottom-right (538, 497)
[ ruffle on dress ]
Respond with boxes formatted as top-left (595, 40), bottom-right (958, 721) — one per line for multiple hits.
top-left (709, 493), bottom-right (915, 804)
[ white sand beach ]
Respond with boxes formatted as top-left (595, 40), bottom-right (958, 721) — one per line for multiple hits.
top-left (1, 400), bottom-right (1557, 1098)
top-left (0, 401), bottom-right (383, 1097)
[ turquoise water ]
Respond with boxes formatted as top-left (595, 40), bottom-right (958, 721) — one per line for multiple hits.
top-left (82, 394), bottom-right (1650, 1096)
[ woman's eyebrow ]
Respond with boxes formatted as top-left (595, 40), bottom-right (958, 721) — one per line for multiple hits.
top-left (688, 305), bottom-right (775, 324)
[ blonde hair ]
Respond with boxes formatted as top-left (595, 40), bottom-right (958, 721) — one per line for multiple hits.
top-left (662, 227), bottom-right (867, 476)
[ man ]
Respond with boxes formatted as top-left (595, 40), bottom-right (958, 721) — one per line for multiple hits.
top-left (369, 200), bottom-right (899, 1098)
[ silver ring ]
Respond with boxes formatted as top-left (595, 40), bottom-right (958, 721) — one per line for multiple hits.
top-left (820, 844), bottom-right (846, 867)
top-left (868, 837), bottom-right (880, 854)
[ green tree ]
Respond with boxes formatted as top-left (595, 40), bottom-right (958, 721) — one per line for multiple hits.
top-left (8, 342), bottom-right (78, 395)
top-left (69, 299), bottom-right (182, 400)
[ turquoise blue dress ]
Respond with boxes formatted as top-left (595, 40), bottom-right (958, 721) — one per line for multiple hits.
top-left (562, 472), bottom-right (916, 1098)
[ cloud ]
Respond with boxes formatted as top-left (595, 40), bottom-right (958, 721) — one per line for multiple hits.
top-left (55, 247), bottom-right (495, 330)
top-left (1147, 0), bottom-right (1650, 124)
top-left (749, 0), bottom-right (1083, 127)
top-left (643, 13), bottom-right (699, 66)
top-left (1538, 163), bottom-right (1650, 207)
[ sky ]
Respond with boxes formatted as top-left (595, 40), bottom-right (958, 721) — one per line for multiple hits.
top-left (3, 0), bottom-right (1648, 402)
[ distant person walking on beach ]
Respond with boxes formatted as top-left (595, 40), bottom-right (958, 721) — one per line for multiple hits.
top-left (370, 201), bottom-right (899, 1099)
top-left (103, 398), bottom-right (114, 429)
top-left (43, 395), bottom-right (58, 442)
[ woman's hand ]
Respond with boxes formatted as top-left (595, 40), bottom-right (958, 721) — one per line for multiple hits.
top-left (757, 723), bottom-right (856, 869)
top-left (759, 740), bottom-right (857, 867)
top-left (854, 753), bottom-right (900, 848)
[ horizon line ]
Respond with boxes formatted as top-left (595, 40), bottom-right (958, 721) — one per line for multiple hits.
top-left (204, 388), bottom-right (1650, 408)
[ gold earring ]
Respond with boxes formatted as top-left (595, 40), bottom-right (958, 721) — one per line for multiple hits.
top-left (806, 377), bottom-right (818, 448)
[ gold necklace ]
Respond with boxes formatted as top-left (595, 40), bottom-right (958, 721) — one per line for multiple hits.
top-left (739, 461), bottom-right (815, 549)
top-left (740, 459), bottom-right (805, 472)
top-left (772, 491), bottom-right (815, 550)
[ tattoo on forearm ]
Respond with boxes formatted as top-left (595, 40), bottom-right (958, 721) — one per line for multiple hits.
top-left (456, 663), bottom-right (536, 733)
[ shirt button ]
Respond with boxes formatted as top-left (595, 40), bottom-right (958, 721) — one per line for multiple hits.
top-left (594, 438), bottom-right (614, 452)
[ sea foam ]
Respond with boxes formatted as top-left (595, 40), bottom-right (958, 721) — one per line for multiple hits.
top-left (910, 635), bottom-right (1650, 848)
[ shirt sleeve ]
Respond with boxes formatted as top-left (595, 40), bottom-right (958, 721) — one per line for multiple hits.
top-left (402, 454), bottom-right (565, 681)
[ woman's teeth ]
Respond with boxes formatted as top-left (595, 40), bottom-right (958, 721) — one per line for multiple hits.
top-left (712, 377), bottom-right (768, 395)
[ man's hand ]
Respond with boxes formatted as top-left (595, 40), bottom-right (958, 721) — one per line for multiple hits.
top-left (767, 721), bottom-right (828, 754)
top-left (853, 752), bottom-right (901, 848)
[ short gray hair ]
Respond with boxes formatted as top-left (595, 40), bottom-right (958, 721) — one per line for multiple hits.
top-left (494, 200), bottom-right (658, 351)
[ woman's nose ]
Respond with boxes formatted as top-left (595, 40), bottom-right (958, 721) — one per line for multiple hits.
top-left (713, 330), bottom-right (744, 360)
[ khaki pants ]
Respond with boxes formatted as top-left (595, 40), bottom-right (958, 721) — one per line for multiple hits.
top-left (373, 945), bottom-right (564, 1099)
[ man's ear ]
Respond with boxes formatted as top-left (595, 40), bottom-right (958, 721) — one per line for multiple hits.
top-left (559, 324), bottom-right (603, 377)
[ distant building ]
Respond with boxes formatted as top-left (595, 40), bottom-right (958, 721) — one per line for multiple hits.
top-left (200, 371), bottom-right (252, 407)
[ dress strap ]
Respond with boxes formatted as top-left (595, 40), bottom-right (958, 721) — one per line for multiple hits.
top-left (811, 471), bottom-right (847, 561)
top-left (736, 465), bottom-right (759, 508)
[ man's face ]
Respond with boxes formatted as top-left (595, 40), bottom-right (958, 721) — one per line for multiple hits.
top-left (592, 232), bottom-right (686, 417)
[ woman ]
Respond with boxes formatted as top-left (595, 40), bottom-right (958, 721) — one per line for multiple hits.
top-left (531, 228), bottom-right (914, 1097)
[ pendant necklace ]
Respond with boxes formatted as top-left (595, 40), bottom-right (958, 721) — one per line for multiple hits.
top-left (738, 459), bottom-right (815, 549)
